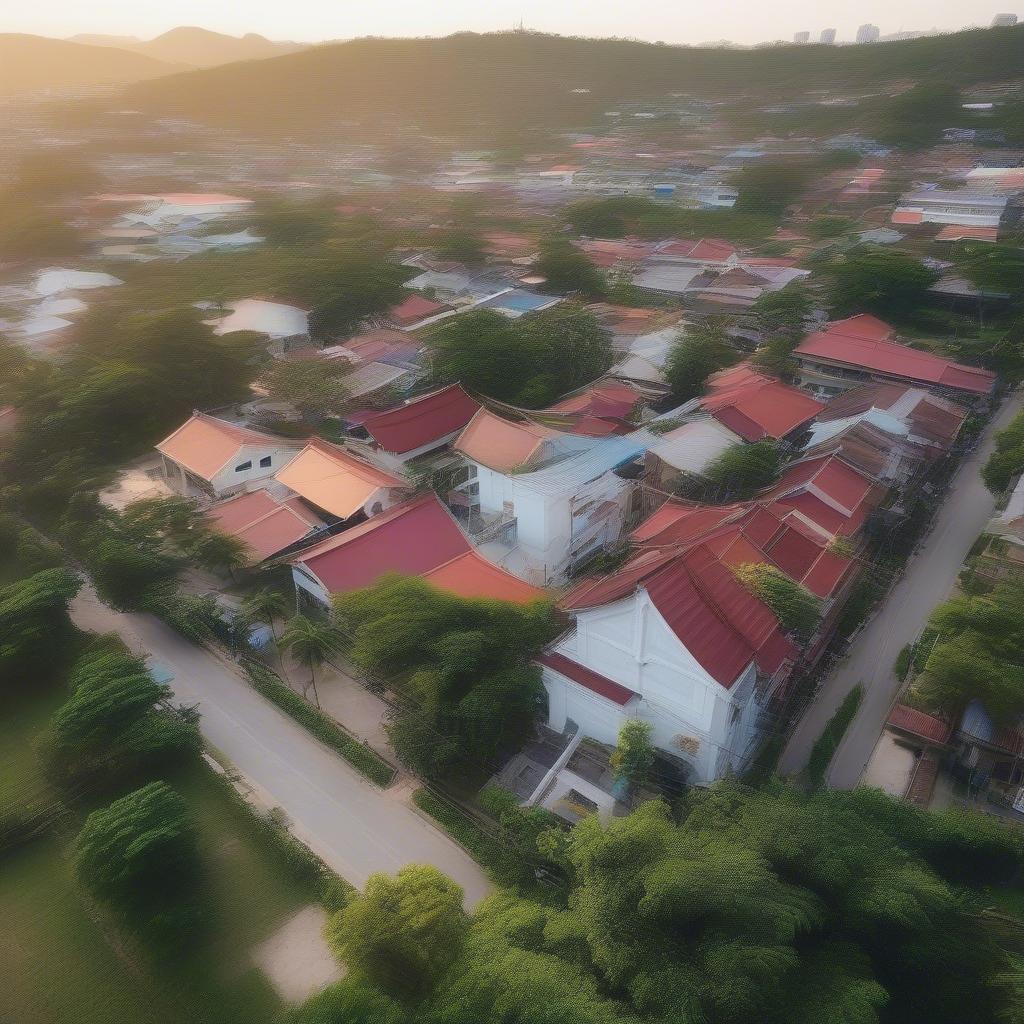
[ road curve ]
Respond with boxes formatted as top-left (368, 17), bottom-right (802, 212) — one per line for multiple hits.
top-left (70, 586), bottom-right (493, 909)
top-left (778, 392), bottom-right (1023, 788)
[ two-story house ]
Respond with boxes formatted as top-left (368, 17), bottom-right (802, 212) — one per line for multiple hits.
top-left (540, 543), bottom-right (797, 785)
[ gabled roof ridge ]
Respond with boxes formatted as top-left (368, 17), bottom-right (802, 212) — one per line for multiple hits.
top-left (297, 436), bottom-right (406, 487)
top-left (291, 492), bottom-right (442, 563)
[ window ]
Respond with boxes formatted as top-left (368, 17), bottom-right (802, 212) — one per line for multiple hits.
top-left (259, 455), bottom-right (272, 468)
top-left (234, 461), bottom-right (252, 473)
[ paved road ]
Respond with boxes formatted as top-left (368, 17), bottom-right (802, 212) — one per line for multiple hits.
top-left (70, 587), bottom-right (492, 909)
top-left (779, 392), bottom-right (1023, 788)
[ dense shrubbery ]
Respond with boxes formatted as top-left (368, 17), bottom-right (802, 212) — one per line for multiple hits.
top-left (336, 576), bottom-right (556, 780)
top-left (308, 782), bottom-right (1024, 1024)
top-left (734, 563), bottom-right (822, 642)
top-left (46, 644), bottom-right (201, 792)
top-left (664, 319), bottom-right (738, 400)
top-left (911, 578), bottom-right (1024, 723)
top-left (983, 408), bottom-right (1024, 494)
top-left (75, 780), bottom-right (202, 948)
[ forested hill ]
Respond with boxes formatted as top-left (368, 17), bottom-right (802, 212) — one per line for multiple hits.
top-left (123, 26), bottom-right (1024, 137)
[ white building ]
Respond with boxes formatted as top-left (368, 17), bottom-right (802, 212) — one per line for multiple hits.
top-left (893, 190), bottom-right (1009, 229)
top-left (540, 543), bottom-right (795, 785)
top-left (856, 23), bottom-right (880, 42)
top-left (155, 413), bottom-right (303, 500)
top-left (453, 410), bottom-right (661, 584)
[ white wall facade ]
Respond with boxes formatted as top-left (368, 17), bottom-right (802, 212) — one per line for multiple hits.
top-left (471, 460), bottom-right (633, 583)
top-left (207, 443), bottom-right (302, 498)
top-left (542, 591), bottom-right (765, 785)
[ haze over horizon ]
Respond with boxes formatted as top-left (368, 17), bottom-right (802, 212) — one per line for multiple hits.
top-left (6, 0), bottom-right (1018, 49)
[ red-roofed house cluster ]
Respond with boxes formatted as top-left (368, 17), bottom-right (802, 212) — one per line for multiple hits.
top-left (151, 297), bottom-right (993, 789)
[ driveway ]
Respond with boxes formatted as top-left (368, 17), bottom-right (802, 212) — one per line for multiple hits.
top-left (69, 586), bottom-right (492, 909)
top-left (778, 392), bottom-right (1023, 788)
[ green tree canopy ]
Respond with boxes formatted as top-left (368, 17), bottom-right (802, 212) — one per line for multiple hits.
top-left (664, 320), bottom-right (739, 400)
top-left (258, 355), bottom-right (351, 423)
top-left (0, 567), bottom-right (81, 685)
top-left (826, 248), bottom-right (938, 321)
top-left (254, 196), bottom-right (338, 246)
top-left (75, 780), bottom-right (200, 944)
top-left (336, 575), bottom-right (555, 777)
top-left (610, 719), bottom-right (655, 787)
top-left (516, 300), bottom-right (614, 401)
top-left (433, 229), bottom-right (487, 265)
top-left (424, 309), bottom-right (545, 402)
top-left (751, 282), bottom-right (814, 375)
top-left (983, 408), bottom-right (1024, 493)
top-left (49, 645), bottom-right (200, 788)
top-left (535, 238), bottom-right (606, 298)
top-left (912, 578), bottom-right (1024, 723)
top-left (954, 241), bottom-right (1024, 298)
top-left (703, 440), bottom-right (781, 499)
top-left (327, 865), bottom-right (467, 1003)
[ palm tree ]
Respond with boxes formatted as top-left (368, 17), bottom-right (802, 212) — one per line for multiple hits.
top-left (278, 615), bottom-right (343, 710)
top-left (241, 586), bottom-right (290, 642)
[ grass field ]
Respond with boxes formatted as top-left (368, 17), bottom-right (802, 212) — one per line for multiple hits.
top-left (0, 839), bottom-right (172, 1024)
top-left (1, 686), bottom-right (320, 1024)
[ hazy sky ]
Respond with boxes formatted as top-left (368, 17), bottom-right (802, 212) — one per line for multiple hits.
top-left (7, 0), bottom-right (1014, 47)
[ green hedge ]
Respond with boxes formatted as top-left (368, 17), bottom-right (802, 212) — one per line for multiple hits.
top-left (242, 662), bottom-right (395, 787)
top-left (412, 789), bottom-right (525, 886)
top-left (806, 685), bottom-right (864, 789)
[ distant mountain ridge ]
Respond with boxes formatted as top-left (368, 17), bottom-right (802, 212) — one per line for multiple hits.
top-left (123, 25), bottom-right (1024, 138)
top-left (0, 34), bottom-right (176, 97)
top-left (69, 26), bottom-right (307, 68)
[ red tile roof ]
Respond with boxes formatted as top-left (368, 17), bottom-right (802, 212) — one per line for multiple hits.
top-left (702, 365), bottom-right (824, 441)
top-left (631, 499), bottom-right (854, 600)
top-left (888, 704), bottom-right (952, 745)
top-left (562, 541), bottom-right (796, 688)
top-left (658, 237), bottom-right (737, 261)
top-left (760, 454), bottom-right (880, 537)
top-left (206, 490), bottom-right (322, 562)
top-left (362, 384), bottom-right (481, 454)
top-left (293, 493), bottom-right (470, 595)
top-left (796, 322), bottom-right (995, 395)
top-left (538, 651), bottom-right (637, 706)
top-left (388, 294), bottom-right (450, 326)
top-left (292, 492), bottom-right (546, 605)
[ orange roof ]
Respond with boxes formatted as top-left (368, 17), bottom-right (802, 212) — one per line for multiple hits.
top-left (274, 440), bottom-right (406, 519)
top-left (891, 210), bottom-right (924, 225)
top-left (421, 550), bottom-right (548, 604)
top-left (935, 225), bottom-right (999, 242)
top-left (455, 408), bottom-right (555, 472)
top-left (156, 414), bottom-right (299, 482)
top-left (206, 490), bottom-right (323, 562)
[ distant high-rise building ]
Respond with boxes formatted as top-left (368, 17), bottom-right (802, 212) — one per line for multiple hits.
top-left (856, 23), bottom-right (881, 43)
top-left (991, 12), bottom-right (1018, 26)
top-left (793, 30), bottom-right (810, 43)
top-left (820, 27), bottom-right (837, 44)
